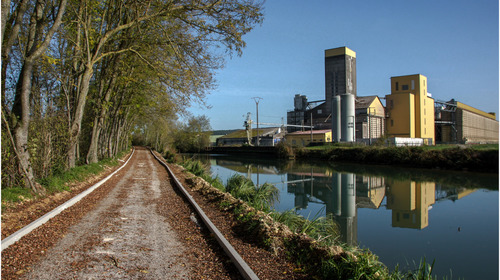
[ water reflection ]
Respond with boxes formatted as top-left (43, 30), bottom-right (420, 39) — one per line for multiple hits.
top-left (188, 154), bottom-right (498, 279)
top-left (207, 156), bottom-right (492, 247)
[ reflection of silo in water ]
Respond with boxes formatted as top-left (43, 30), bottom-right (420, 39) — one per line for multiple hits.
top-left (330, 173), bottom-right (342, 216)
top-left (330, 172), bottom-right (357, 246)
top-left (294, 182), bottom-right (308, 210)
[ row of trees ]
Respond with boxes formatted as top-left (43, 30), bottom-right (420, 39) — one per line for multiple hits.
top-left (2, 0), bottom-right (263, 192)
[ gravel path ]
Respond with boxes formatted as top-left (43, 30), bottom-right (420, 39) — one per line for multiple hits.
top-left (21, 148), bottom-right (191, 279)
top-left (2, 147), bottom-right (307, 279)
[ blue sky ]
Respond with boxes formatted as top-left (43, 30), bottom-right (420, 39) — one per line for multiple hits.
top-left (189, 0), bottom-right (499, 130)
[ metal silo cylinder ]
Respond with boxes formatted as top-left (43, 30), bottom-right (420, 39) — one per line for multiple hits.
top-left (341, 94), bottom-right (355, 142)
top-left (332, 95), bottom-right (341, 142)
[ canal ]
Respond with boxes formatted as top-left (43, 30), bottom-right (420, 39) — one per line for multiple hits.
top-left (188, 153), bottom-right (498, 279)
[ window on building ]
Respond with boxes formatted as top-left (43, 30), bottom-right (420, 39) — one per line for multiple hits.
top-left (395, 82), bottom-right (399, 91)
top-left (391, 119), bottom-right (394, 126)
top-left (390, 100), bottom-right (394, 109)
top-left (424, 108), bottom-right (426, 115)
top-left (318, 109), bottom-right (322, 114)
top-left (402, 85), bottom-right (409, 90)
top-left (411, 80), bottom-right (415, 90)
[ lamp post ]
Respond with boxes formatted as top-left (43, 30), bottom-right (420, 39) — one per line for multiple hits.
top-left (252, 97), bottom-right (262, 146)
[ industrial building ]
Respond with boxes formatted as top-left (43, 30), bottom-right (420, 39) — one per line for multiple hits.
top-left (435, 99), bottom-right (498, 144)
top-left (286, 48), bottom-right (497, 146)
top-left (355, 96), bottom-right (385, 141)
top-left (385, 74), bottom-right (435, 144)
top-left (284, 129), bottom-right (332, 147)
top-left (287, 46), bottom-right (358, 142)
top-left (216, 127), bottom-right (284, 147)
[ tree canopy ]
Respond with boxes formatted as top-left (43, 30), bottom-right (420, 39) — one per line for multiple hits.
top-left (1, 0), bottom-right (264, 191)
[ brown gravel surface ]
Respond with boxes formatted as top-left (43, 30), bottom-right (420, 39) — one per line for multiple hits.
top-left (157, 153), bottom-right (309, 280)
top-left (1, 156), bottom-right (131, 240)
top-left (2, 147), bottom-right (308, 279)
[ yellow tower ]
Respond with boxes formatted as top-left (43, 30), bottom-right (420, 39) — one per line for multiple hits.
top-left (386, 74), bottom-right (435, 144)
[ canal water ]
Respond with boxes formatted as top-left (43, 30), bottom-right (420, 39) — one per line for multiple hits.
top-left (188, 154), bottom-right (498, 279)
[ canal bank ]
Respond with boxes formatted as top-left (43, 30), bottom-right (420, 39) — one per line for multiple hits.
top-left (193, 152), bottom-right (498, 279)
top-left (205, 144), bottom-right (499, 173)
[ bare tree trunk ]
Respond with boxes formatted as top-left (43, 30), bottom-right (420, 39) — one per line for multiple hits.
top-left (12, 61), bottom-right (36, 188)
top-left (86, 72), bottom-right (117, 164)
top-left (1, 0), bottom-right (9, 42)
top-left (7, 0), bottom-right (67, 191)
top-left (68, 66), bottom-right (92, 168)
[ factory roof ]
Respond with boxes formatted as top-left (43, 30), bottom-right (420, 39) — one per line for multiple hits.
top-left (287, 129), bottom-right (331, 135)
top-left (355, 96), bottom-right (379, 109)
top-left (219, 127), bottom-right (280, 139)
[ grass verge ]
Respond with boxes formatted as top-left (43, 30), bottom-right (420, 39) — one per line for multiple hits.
top-left (1, 151), bottom-right (127, 208)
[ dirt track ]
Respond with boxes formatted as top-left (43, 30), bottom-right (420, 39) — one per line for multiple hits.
top-left (17, 148), bottom-right (190, 279)
top-left (2, 148), bottom-right (307, 280)
top-left (3, 148), bottom-right (242, 279)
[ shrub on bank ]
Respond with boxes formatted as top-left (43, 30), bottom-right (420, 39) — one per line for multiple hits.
top-left (300, 145), bottom-right (498, 172)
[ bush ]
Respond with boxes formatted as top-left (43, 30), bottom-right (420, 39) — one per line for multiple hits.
top-left (226, 174), bottom-right (278, 211)
top-left (182, 159), bottom-right (208, 177)
top-left (163, 149), bottom-right (180, 163)
top-left (276, 141), bottom-right (295, 158)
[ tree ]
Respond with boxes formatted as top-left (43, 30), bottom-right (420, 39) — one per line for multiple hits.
top-left (1, 0), bottom-right (263, 191)
top-left (2, 0), bottom-right (67, 192)
top-left (66, 0), bottom-right (263, 167)
top-left (173, 115), bottom-right (212, 153)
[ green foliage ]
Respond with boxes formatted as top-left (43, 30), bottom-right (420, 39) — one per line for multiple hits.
top-left (318, 251), bottom-right (388, 280)
top-left (1, 187), bottom-right (34, 203)
top-left (207, 175), bottom-right (226, 192)
top-left (38, 158), bottom-right (119, 194)
top-left (3, 0), bottom-right (264, 188)
top-left (2, 155), bottom-right (121, 210)
top-left (181, 158), bottom-right (225, 192)
top-left (225, 174), bottom-right (279, 211)
top-left (276, 141), bottom-right (295, 158)
top-left (182, 159), bottom-right (208, 177)
top-left (300, 145), bottom-right (498, 172)
top-left (163, 149), bottom-right (180, 163)
top-left (271, 209), bottom-right (340, 245)
top-left (173, 115), bottom-right (213, 153)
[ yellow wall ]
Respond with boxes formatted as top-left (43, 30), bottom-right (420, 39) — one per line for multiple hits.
top-left (362, 97), bottom-right (386, 117)
top-left (457, 102), bottom-right (497, 120)
top-left (386, 74), bottom-right (435, 143)
top-left (285, 131), bottom-right (332, 147)
top-left (386, 93), bottom-right (415, 137)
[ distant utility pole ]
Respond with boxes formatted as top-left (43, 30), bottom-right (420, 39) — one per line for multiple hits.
top-left (252, 97), bottom-right (263, 146)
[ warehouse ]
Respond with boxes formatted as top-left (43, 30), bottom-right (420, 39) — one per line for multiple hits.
top-left (435, 99), bottom-right (498, 144)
